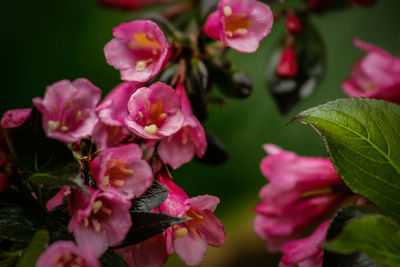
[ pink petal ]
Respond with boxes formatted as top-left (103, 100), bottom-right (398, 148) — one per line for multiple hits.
top-left (174, 231), bottom-right (208, 266)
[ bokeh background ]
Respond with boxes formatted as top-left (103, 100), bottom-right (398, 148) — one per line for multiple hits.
top-left (1, 0), bottom-right (399, 266)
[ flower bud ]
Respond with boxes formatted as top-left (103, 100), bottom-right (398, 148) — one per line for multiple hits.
top-left (277, 47), bottom-right (298, 78)
top-left (285, 14), bottom-right (303, 36)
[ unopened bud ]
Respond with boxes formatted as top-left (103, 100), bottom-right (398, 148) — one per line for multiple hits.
top-left (277, 48), bottom-right (298, 78)
top-left (285, 14), bottom-right (303, 35)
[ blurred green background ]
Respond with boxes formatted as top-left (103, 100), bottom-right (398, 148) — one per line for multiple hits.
top-left (1, 0), bottom-right (399, 266)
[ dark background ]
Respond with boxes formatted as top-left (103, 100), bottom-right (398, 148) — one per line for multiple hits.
top-left (1, 0), bottom-right (399, 266)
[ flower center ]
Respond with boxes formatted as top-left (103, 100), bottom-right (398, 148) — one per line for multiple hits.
top-left (83, 200), bottom-right (113, 232)
top-left (103, 159), bottom-right (135, 187)
top-left (224, 13), bottom-right (252, 38)
top-left (137, 101), bottom-right (167, 135)
top-left (56, 252), bottom-right (84, 267)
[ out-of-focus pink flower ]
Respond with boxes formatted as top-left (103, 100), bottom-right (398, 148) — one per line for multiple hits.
top-left (33, 79), bottom-right (101, 143)
top-left (254, 145), bottom-right (349, 251)
top-left (279, 220), bottom-right (331, 267)
top-left (68, 188), bottom-right (132, 257)
top-left (90, 143), bottom-right (153, 199)
top-left (158, 85), bottom-right (206, 169)
top-left (1, 109), bottom-right (32, 128)
top-left (285, 14), bottom-right (303, 35)
top-left (125, 82), bottom-right (184, 140)
top-left (105, 20), bottom-right (170, 83)
top-left (119, 234), bottom-right (169, 267)
top-left (36, 240), bottom-right (100, 267)
top-left (277, 48), bottom-right (298, 78)
top-left (159, 172), bottom-right (225, 266)
top-left (93, 82), bottom-right (141, 150)
top-left (203, 0), bottom-right (273, 53)
top-left (343, 39), bottom-right (400, 104)
top-left (99, 0), bottom-right (174, 10)
top-left (46, 187), bottom-right (71, 211)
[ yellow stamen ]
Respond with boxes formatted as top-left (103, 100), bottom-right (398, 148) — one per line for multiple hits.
top-left (61, 125), bottom-right (69, 131)
top-left (75, 110), bottom-right (82, 122)
top-left (144, 124), bottom-right (158, 134)
top-left (136, 61), bottom-right (146, 71)
top-left (92, 200), bottom-right (103, 214)
top-left (145, 100), bottom-right (151, 112)
top-left (137, 111), bottom-right (144, 121)
top-left (84, 218), bottom-right (89, 227)
top-left (235, 28), bottom-right (248, 35)
top-left (112, 179), bottom-right (125, 187)
top-left (101, 206), bottom-right (113, 215)
top-left (223, 6), bottom-right (232, 17)
top-left (48, 120), bottom-right (60, 130)
top-left (102, 176), bottom-right (110, 186)
top-left (92, 219), bottom-right (101, 232)
top-left (302, 188), bottom-right (333, 198)
top-left (175, 227), bottom-right (188, 238)
top-left (158, 113), bottom-right (167, 121)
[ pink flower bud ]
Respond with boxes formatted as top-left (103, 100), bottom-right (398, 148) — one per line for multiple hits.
top-left (36, 240), bottom-right (100, 267)
top-left (1, 109), bottom-right (32, 128)
top-left (104, 20), bottom-right (170, 83)
top-left (277, 48), bottom-right (298, 78)
top-left (33, 79), bottom-right (101, 143)
top-left (125, 82), bottom-right (184, 140)
top-left (203, 0), bottom-right (273, 53)
top-left (285, 14), bottom-right (303, 35)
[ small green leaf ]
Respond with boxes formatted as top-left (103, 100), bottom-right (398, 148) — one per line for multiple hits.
top-left (16, 230), bottom-right (49, 267)
top-left (118, 212), bottom-right (189, 247)
top-left (293, 98), bottom-right (400, 221)
top-left (324, 215), bottom-right (400, 267)
top-left (131, 181), bottom-right (169, 212)
top-left (100, 251), bottom-right (129, 267)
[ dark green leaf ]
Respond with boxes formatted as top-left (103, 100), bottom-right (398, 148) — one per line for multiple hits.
top-left (266, 19), bottom-right (326, 114)
top-left (324, 215), bottom-right (400, 267)
top-left (16, 230), bottom-right (49, 267)
top-left (100, 251), bottom-right (129, 267)
top-left (189, 59), bottom-right (209, 93)
top-left (197, 132), bottom-right (229, 165)
top-left (293, 98), bottom-right (400, 221)
top-left (3, 108), bottom-right (83, 190)
top-left (118, 212), bottom-right (189, 247)
top-left (131, 181), bottom-right (169, 212)
top-left (323, 205), bottom-right (381, 267)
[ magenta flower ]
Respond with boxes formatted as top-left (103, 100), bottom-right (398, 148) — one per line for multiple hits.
top-left (158, 84), bottom-right (207, 169)
top-left (118, 234), bottom-right (168, 267)
top-left (90, 143), bottom-right (153, 199)
top-left (36, 240), bottom-right (100, 267)
top-left (33, 79), bottom-right (101, 143)
top-left (93, 82), bottom-right (141, 150)
top-left (279, 220), bottom-right (331, 267)
top-left (46, 187), bottom-right (70, 211)
top-left (343, 39), bottom-right (400, 104)
top-left (125, 82), bottom-right (184, 140)
top-left (254, 145), bottom-right (350, 251)
top-left (1, 109), bottom-right (31, 128)
top-left (104, 20), bottom-right (170, 83)
top-left (203, 0), bottom-right (273, 53)
top-left (159, 172), bottom-right (226, 266)
top-left (68, 188), bottom-right (132, 257)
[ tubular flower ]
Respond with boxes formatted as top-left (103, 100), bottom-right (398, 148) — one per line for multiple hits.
top-left (68, 188), bottom-right (132, 257)
top-left (343, 39), bottom-right (400, 104)
top-left (203, 0), bottom-right (273, 53)
top-left (33, 78), bottom-right (101, 143)
top-left (125, 82), bottom-right (184, 140)
top-left (158, 84), bottom-right (207, 169)
top-left (279, 220), bottom-right (331, 267)
top-left (1, 108), bottom-right (32, 128)
top-left (159, 172), bottom-right (226, 266)
top-left (93, 82), bottom-right (141, 150)
top-left (90, 143), bottom-right (153, 199)
top-left (104, 20), bottom-right (170, 83)
top-left (254, 145), bottom-right (350, 251)
top-left (36, 240), bottom-right (100, 267)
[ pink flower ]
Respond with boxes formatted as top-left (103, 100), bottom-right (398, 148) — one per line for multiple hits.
top-left (118, 234), bottom-right (168, 267)
top-left (159, 172), bottom-right (226, 266)
top-left (36, 240), bottom-right (100, 267)
top-left (343, 39), bottom-right (400, 104)
top-left (158, 85), bottom-right (207, 169)
top-left (99, 0), bottom-right (174, 10)
top-left (90, 143), bottom-right (153, 199)
top-left (254, 145), bottom-right (349, 251)
top-left (1, 109), bottom-right (32, 128)
top-left (125, 82), bottom-right (184, 140)
top-left (93, 82), bottom-right (141, 150)
top-left (104, 20), bottom-right (170, 83)
top-left (46, 187), bottom-right (71, 211)
top-left (68, 188), bottom-right (132, 257)
top-left (203, 0), bottom-right (273, 53)
top-left (279, 220), bottom-right (331, 267)
top-left (277, 47), bottom-right (298, 78)
top-left (33, 79), bottom-right (101, 143)
top-left (285, 14), bottom-right (303, 35)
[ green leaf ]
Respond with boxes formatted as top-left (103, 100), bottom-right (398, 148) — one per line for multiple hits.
top-left (293, 98), bottom-right (400, 221)
top-left (100, 251), bottom-right (129, 267)
top-left (324, 215), bottom-right (400, 267)
top-left (117, 212), bottom-right (189, 247)
top-left (266, 19), bottom-right (326, 114)
top-left (16, 230), bottom-right (49, 267)
top-left (3, 108), bottom-right (83, 190)
top-left (323, 205), bottom-right (381, 267)
top-left (131, 181), bottom-right (169, 212)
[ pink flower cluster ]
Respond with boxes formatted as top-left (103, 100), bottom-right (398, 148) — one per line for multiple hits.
top-left (343, 39), bottom-right (400, 104)
top-left (254, 145), bottom-right (352, 266)
top-left (1, 18), bottom-right (226, 267)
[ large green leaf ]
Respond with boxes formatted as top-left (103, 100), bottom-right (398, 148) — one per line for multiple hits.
top-left (3, 108), bottom-right (83, 190)
top-left (324, 215), bottom-right (400, 267)
top-left (16, 230), bottom-right (49, 267)
top-left (293, 98), bottom-right (400, 221)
